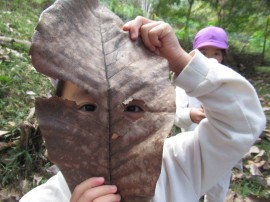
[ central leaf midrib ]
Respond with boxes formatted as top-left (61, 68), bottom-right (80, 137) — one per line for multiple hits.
top-left (99, 6), bottom-right (112, 184)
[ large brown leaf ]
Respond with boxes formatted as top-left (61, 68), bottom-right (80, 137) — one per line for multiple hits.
top-left (31, 0), bottom-right (175, 201)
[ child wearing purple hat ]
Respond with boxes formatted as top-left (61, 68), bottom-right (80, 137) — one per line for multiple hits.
top-left (175, 26), bottom-right (231, 202)
top-left (175, 26), bottom-right (229, 131)
top-left (193, 26), bottom-right (228, 49)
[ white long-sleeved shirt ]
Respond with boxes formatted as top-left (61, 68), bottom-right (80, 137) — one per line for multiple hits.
top-left (20, 50), bottom-right (266, 202)
top-left (174, 58), bottom-right (220, 132)
top-left (175, 86), bottom-right (201, 131)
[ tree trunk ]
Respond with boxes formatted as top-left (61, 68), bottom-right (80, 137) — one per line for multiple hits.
top-left (184, 0), bottom-right (194, 40)
top-left (262, 17), bottom-right (269, 64)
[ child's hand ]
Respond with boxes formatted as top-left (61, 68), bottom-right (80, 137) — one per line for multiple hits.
top-left (70, 177), bottom-right (121, 202)
top-left (190, 108), bottom-right (206, 124)
top-left (122, 16), bottom-right (192, 76)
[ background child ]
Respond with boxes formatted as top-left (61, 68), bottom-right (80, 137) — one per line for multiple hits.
top-left (175, 26), bottom-right (228, 132)
top-left (174, 26), bottom-right (232, 202)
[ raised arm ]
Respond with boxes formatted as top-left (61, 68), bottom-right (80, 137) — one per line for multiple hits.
top-left (171, 50), bottom-right (266, 195)
top-left (124, 16), bottom-right (266, 199)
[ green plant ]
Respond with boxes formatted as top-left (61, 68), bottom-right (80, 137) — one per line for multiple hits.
top-left (0, 0), bottom-right (54, 131)
top-left (0, 52), bottom-right (52, 131)
top-left (231, 175), bottom-right (270, 199)
top-left (0, 126), bottom-right (53, 191)
top-left (0, 1), bottom-right (54, 195)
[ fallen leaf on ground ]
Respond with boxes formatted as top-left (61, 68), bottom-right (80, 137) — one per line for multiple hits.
top-left (0, 131), bottom-right (9, 136)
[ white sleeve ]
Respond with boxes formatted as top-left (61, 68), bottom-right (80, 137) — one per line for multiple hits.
top-left (171, 50), bottom-right (266, 196)
top-left (174, 87), bottom-right (193, 130)
top-left (19, 172), bottom-right (71, 202)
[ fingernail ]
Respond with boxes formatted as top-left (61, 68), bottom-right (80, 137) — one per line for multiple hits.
top-left (131, 34), bottom-right (137, 40)
top-left (96, 177), bottom-right (104, 182)
top-left (111, 185), bottom-right (117, 192)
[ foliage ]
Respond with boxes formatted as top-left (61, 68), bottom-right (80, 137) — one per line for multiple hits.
top-left (101, 0), bottom-right (143, 20)
top-left (0, 0), bottom-right (54, 197)
top-left (231, 175), bottom-right (270, 199)
top-left (0, 1), bottom-right (53, 131)
top-left (0, 0), bottom-right (55, 39)
top-left (0, 53), bottom-right (52, 131)
top-left (105, 0), bottom-right (270, 65)
top-left (0, 123), bottom-right (53, 195)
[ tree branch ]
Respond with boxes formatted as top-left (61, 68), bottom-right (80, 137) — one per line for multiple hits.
top-left (0, 36), bottom-right (31, 48)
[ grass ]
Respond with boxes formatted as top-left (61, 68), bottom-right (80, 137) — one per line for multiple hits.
top-left (0, 1), bottom-right (53, 132)
top-left (0, 53), bottom-right (52, 131)
top-left (0, 0), bottom-right (54, 195)
top-left (251, 67), bottom-right (270, 129)
top-left (231, 68), bottom-right (270, 200)
top-left (231, 175), bottom-right (270, 199)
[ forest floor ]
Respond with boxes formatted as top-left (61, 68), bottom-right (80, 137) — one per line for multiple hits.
top-left (223, 70), bottom-right (270, 202)
top-left (0, 70), bottom-right (269, 201)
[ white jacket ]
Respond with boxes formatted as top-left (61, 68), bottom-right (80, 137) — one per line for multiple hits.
top-left (20, 50), bottom-right (266, 202)
top-left (175, 86), bottom-right (201, 131)
top-left (174, 58), bottom-right (219, 132)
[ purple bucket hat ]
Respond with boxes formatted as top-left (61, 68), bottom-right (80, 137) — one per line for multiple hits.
top-left (193, 26), bottom-right (228, 50)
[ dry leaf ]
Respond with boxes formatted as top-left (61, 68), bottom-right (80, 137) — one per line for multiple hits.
top-left (26, 91), bottom-right (36, 95)
top-left (248, 145), bottom-right (260, 154)
top-left (33, 175), bottom-right (43, 186)
top-left (0, 188), bottom-right (20, 201)
top-left (267, 177), bottom-right (270, 187)
top-left (0, 141), bottom-right (17, 151)
top-left (262, 154), bottom-right (270, 170)
top-left (0, 131), bottom-right (9, 136)
top-left (249, 164), bottom-right (263, 176)
top-left (264, 129), bottom-right (270, 140)
top-left (8, 121), bottom-right (16, 127)
top-left (46, 164), bottom-right (60, 175)
top-left (31, 0), bottom-right (175, 201)
top-left (20, 179), bottom-right (30, 195)
top-left (0, 142), bottom-right (9, 151)
top-left (231, 171), bottom-right (244, 180)
top-left (254, 150), bottom-right (265, 163)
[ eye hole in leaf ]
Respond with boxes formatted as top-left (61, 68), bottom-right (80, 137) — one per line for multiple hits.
top-left (78, 103), bottom-right (97, 112)
top-left (122, 99), bottom-right (145, 121)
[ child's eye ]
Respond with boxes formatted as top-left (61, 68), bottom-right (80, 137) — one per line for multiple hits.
top-left (79, 104), bottom-right (97, 112)
top-left (124, 105), bottom-right (143, 113)
top-left (122, 100), bottom-right (145, 121)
